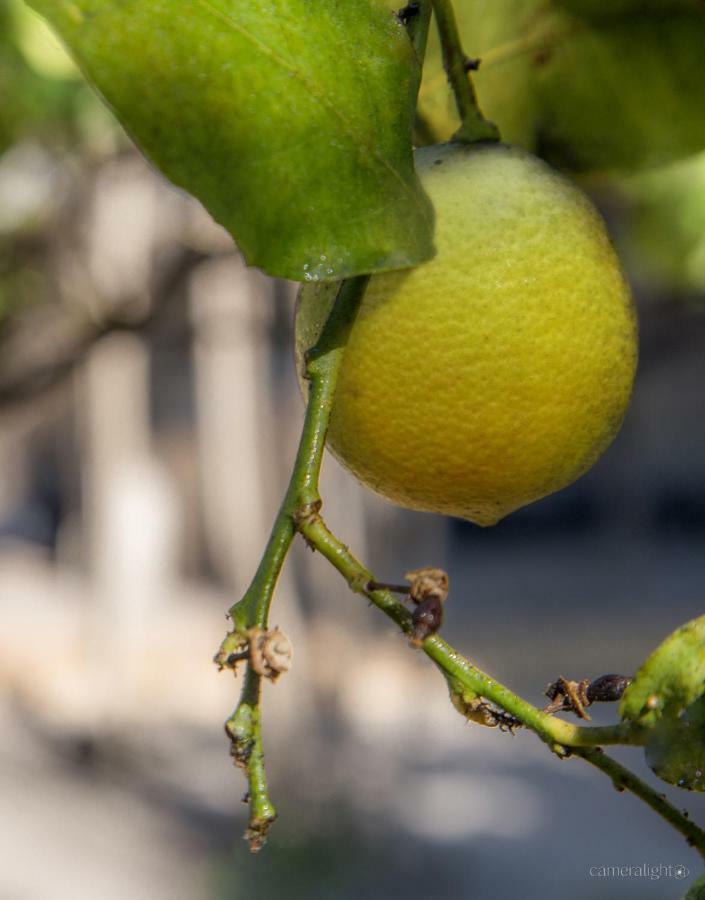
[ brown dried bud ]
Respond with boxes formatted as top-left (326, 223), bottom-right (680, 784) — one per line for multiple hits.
top-left (409, 595), bottom-right (443, 647)
top-left (405, 566), bottom-right (449, 605)
top-left (544, 676), bottom-right (591, 719)
top-left (586, 674), bottom-right (632, 704)
top-left (248, 626), bottom-right (293, 681)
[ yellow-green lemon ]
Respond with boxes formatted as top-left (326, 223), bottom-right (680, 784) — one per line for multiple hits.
top-left (296, 142), bottom-right (637, 526)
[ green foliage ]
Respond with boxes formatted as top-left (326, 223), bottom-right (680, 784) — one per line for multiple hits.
top-left (416, 0), bottom-right (543, 149)
top-left (0, 2), bottom-right (84, 154)
top-left (417, 1), bottom-right (705, 173)
top-left (555, 0), bottom-right (701, 19)
top-left (534, 12), bottom-right (705, 171)
top-left (620, 616), bottom-right (705, 791)
top-left (629, 616), bottom-right (705, 793)
top-left (685, 874), bottom-right (705, 900)
top-left (645, 695), bottom-right (705, 791)
top-left (620, 615), bottom-right (705, 728)
top-left (618, 151), bottom-right (705, 295)
top-left (29, 0), bottom-right (434, 282)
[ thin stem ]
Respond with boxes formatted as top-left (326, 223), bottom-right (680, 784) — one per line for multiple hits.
top-left (575, 747), bottom-right (705, 862)
top-left (224, 668), bottom-right (275, 852)
top-left (217, 275), bottom-right (369, 849)
top-left (220, 276), bottom-right (369, 640)
top-left (403, 0), bottom-right (432, 64)
top-left (299, 512), bottom-right (640, 750)
top-left (431, 0), bottom-right (500, 143)
top-left (297, 511), bottom-right (705, 857)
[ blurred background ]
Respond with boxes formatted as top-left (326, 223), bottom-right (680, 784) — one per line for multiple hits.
top-left (2, 2), bottom-right (705, 898)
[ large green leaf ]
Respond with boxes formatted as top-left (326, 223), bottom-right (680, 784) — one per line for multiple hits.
top-left (534, 11), bottom-right (705, 172)
top-left (28, 0), bottom-right (434, 282)
top-left (620, 615), bottom-right (705, 728)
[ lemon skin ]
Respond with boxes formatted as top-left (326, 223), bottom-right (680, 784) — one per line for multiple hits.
top-left (296, 142), bottom-right (637, 526)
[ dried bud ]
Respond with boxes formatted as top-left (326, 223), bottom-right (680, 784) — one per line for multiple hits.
top-left (544, 676), bottom-right (591, 719)
top-left (586, 674), bottom-right (632, 704)
top-left (248, 627), bottom-right (293, 681)
top-left (405, 567), bottom-right (449, 605)
top-left (409, 595), bottom-right (443, 647)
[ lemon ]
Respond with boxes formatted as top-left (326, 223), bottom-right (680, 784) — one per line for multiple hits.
top-left (296, 142), bottom-right (637, 526)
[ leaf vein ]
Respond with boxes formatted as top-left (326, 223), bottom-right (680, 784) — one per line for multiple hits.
top-left (196, 0), bottom-right (427, 222)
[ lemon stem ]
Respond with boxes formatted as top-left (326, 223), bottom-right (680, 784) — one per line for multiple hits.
top-left (431, 0), bottom-right (500, 144)
top-left (574, 748), bottom-right (705, 861)
top-left (217, 275), bottom-right (369, 850)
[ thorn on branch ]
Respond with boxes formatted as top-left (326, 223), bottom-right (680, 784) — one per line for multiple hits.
top-left (463, 56), bottom-right (481, 71)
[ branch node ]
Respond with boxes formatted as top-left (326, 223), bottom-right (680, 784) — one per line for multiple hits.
top-left (293, 499), bottom-right (323, 530)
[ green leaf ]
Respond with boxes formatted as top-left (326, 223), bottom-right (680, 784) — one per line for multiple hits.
top-left (416, 2), bottom-right (705, 172)
top-left (555, 0), bottom-right (701, 19)
top-left (29, 0), bottom-right (434, 281)
top-left (620, 615), bottom-right (705, 728)
top-left (534, 11), bottom-right (705, 172)
top-left (645, 695), bottom-right (705, 791)
top-left (685, 874), bottom-right (705, 900)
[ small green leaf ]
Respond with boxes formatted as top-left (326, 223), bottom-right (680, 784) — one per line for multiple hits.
top-left (645, 695), bottom-right (705, 791)
top-left (620, 615), bottom-right (705, 728)
top-left (29, 0), bottom-right (434, 281)
top-left (684, 874), bottom-right (705, 900)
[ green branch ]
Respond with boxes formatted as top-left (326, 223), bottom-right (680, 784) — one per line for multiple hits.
top-left (300, 507), bottom-right (705, 857)
top-left (224, 668), bottom-right (275, 852)
top-left (575, 747), bottom-right (705, 862)
top-left (431, 0), bottom-right (500, 144)
top-left (298, 511), bottom-right (642, 751)
top-left (216, 276), bottom-right (368, 850)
